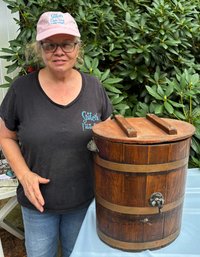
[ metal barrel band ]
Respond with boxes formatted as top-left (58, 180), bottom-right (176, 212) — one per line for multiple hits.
top-left (96, 194), bottom-right (184, 214)
top-left (95, 155), bottom-right (189, 173)
top-left (97, 228), bottom-right (180, 251)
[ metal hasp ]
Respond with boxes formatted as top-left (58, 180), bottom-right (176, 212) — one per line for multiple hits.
top-left (87, 139), bottom-right (99, 152)
top-left (149, 192), bottom-right (165, 213)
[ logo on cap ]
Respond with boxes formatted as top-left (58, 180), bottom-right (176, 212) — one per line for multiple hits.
top-left (49, 13), bottom-right (65, 25)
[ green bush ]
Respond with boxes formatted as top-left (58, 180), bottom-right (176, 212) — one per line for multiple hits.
top-left (1, 0), bottom-right (200, 167)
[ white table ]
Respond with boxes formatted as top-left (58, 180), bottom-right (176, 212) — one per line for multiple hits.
top-left (0, 180), bottom-right (24, 256)
top-left (71, 168), bottom-right (200, 257)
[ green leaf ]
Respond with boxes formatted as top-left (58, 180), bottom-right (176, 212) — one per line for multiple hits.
top-left (154, 104), bottom-right (164, 114)
top-left (0, 48), bottom-right (15, 54)
top-left (84, 56), bottom-right (91, 69)
top-left (160, 43), bottom-right (168, 49)
top-left (157, 85), bottom-right (164, 96)
top-left (130, 71), bottom-right (137, 80)
top-left (103, 78), bottom-right (123, 84)
top-left (93, 68), bottom-right (101, 78)
top-left (4, 76), bottom-right (13, 83)
top-left (165, 83), bottom-right (174, 97)
top-left (165, 40), bottom-right (181, 46)
top-left (127, 48), bottom-right (138, 54)
top-left (154, 68), bottom-right (160, 83)
top-left (125, 12), bottom-right (131, 22)
top-left (192, 107), bottom-right (200, 118)
top-left (174, 110), bottom-right (186, 120)
top-left (92, 58), bottom-right (99, 69)
top-left (164, 101), bottom-right (174, 114)
top-left (6, 62), bottom-right (18, 74)
top-left (114, 103), bottom-right (129, 111)
top-left (100, 69), bottom-right (110, 82)
top-left (104, 84), bottom-right (122, 94)
top-left (146, 86), bottom-right (163, 100)
top-left (111, 96), bottom-right (124, 105)
top-left (191, 74), bottom-right (199, 85)
top-left (109, 43), bottom-right (114, 52)
top-left (168, 100), bottom-right (184, 108)
top-left (0, 55), bottom-right (13, 60)
top-left (191, 137), bottom-right (200, 154)
top-left (0, 83), bottom-right (10, 88)
top-left (194, 126), bottom-right (200, 140)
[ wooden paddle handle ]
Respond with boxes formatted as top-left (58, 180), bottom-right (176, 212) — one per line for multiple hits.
top-left (147, 114), bottom-right (177, 135)
top-left (114, 115), bottom-right (137, 137)
top-left (114, 114), bottom-right (177, 137)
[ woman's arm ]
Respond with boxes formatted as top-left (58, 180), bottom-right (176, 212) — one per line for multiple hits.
top-left (0, 119), bottom-right (50, 212)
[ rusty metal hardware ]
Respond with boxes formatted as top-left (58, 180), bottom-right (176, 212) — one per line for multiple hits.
top-left (87, 139), bottom-right (99, 152)
top-left (149, 192), bottom-right (165, 213)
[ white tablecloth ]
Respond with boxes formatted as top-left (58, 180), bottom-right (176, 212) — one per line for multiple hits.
top-left (71, 168), bottom-right (200, 257)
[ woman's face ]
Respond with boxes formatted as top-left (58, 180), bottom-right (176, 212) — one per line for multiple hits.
top-left (40, 34), bottom-right (80, 74)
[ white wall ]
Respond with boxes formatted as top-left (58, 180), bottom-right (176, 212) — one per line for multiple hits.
top-left (0, 0), bottom-right (19, 103)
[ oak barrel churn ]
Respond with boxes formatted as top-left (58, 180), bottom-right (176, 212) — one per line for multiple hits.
top-left (91, 114), bottom-right (195, 251)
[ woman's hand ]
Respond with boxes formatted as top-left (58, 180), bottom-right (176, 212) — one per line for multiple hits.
top-left (19, 171), bottom-right (50, 212)
top-left (0, 119), bottom-right (50, 212)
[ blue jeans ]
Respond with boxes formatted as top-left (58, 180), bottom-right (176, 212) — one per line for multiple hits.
top-left (21, 206), bottom-right (88, 257)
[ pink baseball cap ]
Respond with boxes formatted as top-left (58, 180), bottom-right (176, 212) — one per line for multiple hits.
top-left (36, 11), bottom-right (81, 41)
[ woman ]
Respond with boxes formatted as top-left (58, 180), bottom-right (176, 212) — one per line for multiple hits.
top-left (0, 11), bottom-right (113, 257)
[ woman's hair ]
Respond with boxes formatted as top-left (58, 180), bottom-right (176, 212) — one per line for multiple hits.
top-left (25, 42), bottom-right (43, 69)
top-left (25, 37), bottom-right (83, 70)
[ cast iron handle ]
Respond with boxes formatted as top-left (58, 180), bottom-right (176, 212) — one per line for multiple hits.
top-left (149, 192), bottom-right (165, 213)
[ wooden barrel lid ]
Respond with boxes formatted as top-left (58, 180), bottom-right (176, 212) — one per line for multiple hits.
top-left (92, 114), bottom-right (195, 144)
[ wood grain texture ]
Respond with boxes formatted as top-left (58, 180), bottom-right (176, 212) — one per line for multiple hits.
top-left (92, 116), bottom-right (194, 251)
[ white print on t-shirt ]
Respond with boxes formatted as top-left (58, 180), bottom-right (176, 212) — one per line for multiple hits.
top-left (81, 111), bottom-right (99, 131)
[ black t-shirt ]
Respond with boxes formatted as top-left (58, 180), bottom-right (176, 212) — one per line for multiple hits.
top-left (0, 70), bottom-right (113, 213)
